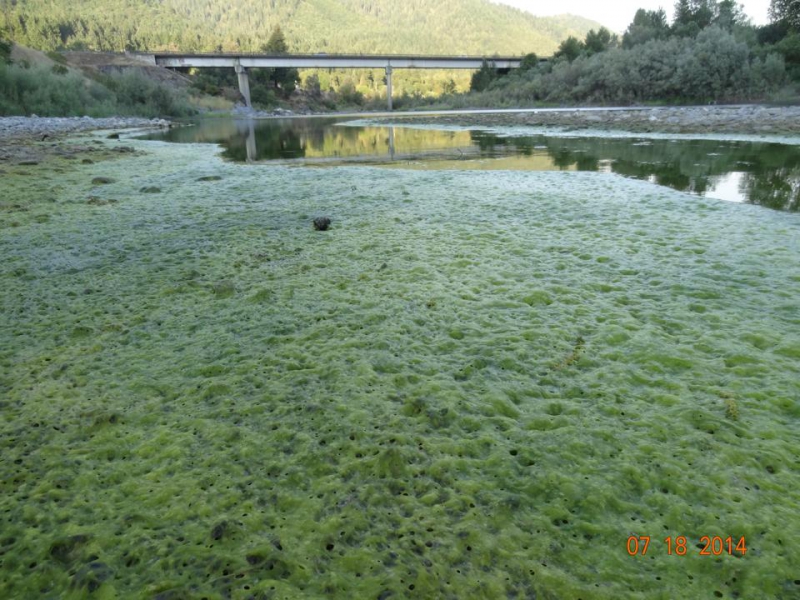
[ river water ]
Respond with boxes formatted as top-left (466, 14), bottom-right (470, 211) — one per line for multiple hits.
top-left (141, 116), bottom-right (800, 211)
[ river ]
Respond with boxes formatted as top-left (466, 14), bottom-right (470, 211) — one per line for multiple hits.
top-left (142, 116), bottom-right (800, 211)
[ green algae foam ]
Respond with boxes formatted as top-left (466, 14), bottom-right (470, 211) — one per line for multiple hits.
top-left (1, 135), bottom-right (799, 599)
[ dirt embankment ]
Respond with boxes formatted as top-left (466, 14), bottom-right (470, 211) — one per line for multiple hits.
top-left (381, 105), bottom-right (800, 136)
top-left (62, 51), bottom-right (193, 88)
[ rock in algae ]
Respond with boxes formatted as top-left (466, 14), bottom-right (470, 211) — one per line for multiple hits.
top-left (313, 217), bottom-right (331, 231)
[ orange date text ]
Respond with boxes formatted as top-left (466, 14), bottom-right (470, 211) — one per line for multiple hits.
top-left (627, 535), bottom-right (746, 556)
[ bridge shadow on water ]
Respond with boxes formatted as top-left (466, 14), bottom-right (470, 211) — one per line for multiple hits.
top-left (140, 117), bottom-right (800, 212)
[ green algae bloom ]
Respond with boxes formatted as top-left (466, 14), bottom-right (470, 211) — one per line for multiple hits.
top-left (1, 133), bottom-right (799, 599)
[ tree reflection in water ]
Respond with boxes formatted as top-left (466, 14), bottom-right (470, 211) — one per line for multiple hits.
top-left (468, 131), bottom-right (800, 211)
top-left (140, 119), bottom-right (800, 212)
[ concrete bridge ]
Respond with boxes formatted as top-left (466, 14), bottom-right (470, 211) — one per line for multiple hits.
top-left (131, 52), bottom-right (527, 110)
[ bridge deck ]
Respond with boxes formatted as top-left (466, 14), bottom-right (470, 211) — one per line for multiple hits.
top-left (135, 52), bottom-right (526, 70)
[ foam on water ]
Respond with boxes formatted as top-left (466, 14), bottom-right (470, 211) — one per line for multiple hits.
top-left (1, 136), bottom-right (799, 599)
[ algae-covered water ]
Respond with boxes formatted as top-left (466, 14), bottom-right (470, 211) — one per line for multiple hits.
top-left (1, 128), bottom-right (800, 600)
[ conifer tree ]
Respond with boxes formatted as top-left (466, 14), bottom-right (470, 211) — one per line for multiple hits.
top-left (260, 26), bottom-right (298, 95)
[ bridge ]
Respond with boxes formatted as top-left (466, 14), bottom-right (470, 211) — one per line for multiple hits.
top-left (131, 52), bottom-right (527, 110)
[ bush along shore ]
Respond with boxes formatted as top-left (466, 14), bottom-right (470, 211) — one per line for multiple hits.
top-left (0, 54), bottom-right (195, 118)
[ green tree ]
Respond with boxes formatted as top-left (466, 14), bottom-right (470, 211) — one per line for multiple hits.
top-left (554, 36), bottom-right (584, 62)
top-left (623, 8), bottom-right (670, 48)
top-left (757, 19), bottom-right (791, 44)
top-left (251, 25), bottom-right (298, 101)
top-left (673, 0), bottom-right (717, 36)
top-left (769, 0), bottom-right (800, 28)
top-left (776, 32), bottom-right (800, 78)
top-left (584, 27), bottom-right (615, 55)
top-left (470, 59), bottom-right (498, 91)
top-left (677, 26), bottom-right (750, 99)
top-left (264, 26), bottom-right (298, 95)
top-left (264, 26), bottom-right (289, 53)
top-left (674, 0), bottom-right (695, 27)
top-left (519, 52), bottom-right (539, 71)
top-left (714, 0), bottom-right (746, 30)
top-left (694, 0), bottom-right (718, 28)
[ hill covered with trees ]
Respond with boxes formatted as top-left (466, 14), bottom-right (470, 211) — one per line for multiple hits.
top-left (0, 0), bottom-right (599, 56)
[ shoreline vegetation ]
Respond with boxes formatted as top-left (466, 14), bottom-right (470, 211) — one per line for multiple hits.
top-left (2, 0), bottom-right (800, 119)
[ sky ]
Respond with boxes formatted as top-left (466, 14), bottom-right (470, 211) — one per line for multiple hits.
top-left (490, 0), bottom-right (773, 33)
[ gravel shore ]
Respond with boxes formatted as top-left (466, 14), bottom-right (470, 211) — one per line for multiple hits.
top-left (3, 105), bottom-right (799, 144)
top-left (377, 104), bottom-right (800, 135)
top-left (0, 115), bottom-right (171, 142)
top-left (0, 116), bottom-right (171, 166)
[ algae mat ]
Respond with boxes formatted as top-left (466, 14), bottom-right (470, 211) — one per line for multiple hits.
top-left (1, 136), bottom-right (799, 600)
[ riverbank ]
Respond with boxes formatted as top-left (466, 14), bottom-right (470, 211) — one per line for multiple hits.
top-left (0, 116), bottom-right (170, 168)
top-left (0, 115), bottom-right (170, 143)
top-left (369, 104), bottom-right (800, 136)
top-left (4, 105), bottom-right (800, 149)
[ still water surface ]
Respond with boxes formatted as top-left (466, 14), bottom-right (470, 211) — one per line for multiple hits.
top-left (142, 117), bottom-right (800, 211)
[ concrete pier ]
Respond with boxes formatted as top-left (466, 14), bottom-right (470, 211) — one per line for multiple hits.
top-left (385, 65), bottom-right (393, 111)
top-left (234, 62), bottom-right (251, 108)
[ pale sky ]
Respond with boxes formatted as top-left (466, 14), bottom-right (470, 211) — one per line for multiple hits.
top-left (491, 0), bottom-right (772, 33)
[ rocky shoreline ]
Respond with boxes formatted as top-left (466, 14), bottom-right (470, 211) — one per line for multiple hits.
top-left (0, 116), bottom-right (171, 167)
top-left (0, 116), bottom-right (170, 142)
top-left (378, 104), bottom-right (800, 136)
top-left (3, 105), bottom-right (800, 145)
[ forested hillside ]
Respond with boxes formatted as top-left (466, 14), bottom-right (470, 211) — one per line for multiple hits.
top-left (0, 0), bottom-right (599, 56)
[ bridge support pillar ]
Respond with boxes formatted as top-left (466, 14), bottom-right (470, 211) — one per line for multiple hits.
top-left (234, 63), bottom-right (252, 108)
top-left (385, 65), bottom-right (393, 111)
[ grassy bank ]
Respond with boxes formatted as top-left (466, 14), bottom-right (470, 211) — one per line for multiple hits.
top-left (0, 61), bottom-right (195, 117)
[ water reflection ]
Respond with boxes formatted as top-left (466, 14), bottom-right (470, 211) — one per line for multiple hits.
top-left (466, 132), bottom-right (800, 211)
top-left (140, 118), bottom-right (800, 211)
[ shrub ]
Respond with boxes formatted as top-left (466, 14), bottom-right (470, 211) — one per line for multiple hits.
top-left (0, 63), bottom-right (194, 117)
top-left (469, 26), bottom-right (778, 105)
top-left (519, 53), bottom-right (539, 72)
top-left (250, 82), bottom-right (277, 107)
top-left (0, 62), bottom-right (102, 115)
top-left (338, 80), bottom-right (364, 106)
top-left (303, 73), bottom-right (322, 98)
top-left (106, 70), bottom-right (194, 117)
